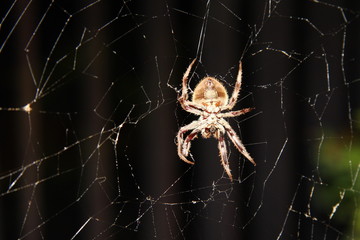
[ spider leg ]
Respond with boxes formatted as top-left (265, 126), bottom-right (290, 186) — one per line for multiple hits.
top-left (221, 61), bottom-right (243, 111)
top-left (178, 100), bottom-right (206, 115)
top-left (218, 107), bottom-right (254, 118)
top-left (217, 132), bottom-right (233, 181)
top-left (181, 59), bottom-right (196, 100)
top-left (178, 59), bottom-right (206, 115)
top-left (220, 119), bottom-right (256, 166)
top-left (182, 128), bottom-right (201, 157)
top-left (177, 120), bottom-right (202, 165)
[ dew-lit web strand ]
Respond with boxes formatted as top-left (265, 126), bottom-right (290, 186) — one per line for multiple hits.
top-left (28, 0), bottom-right (103, 97)
top-left (150, 198), bottom-right (157, 238)
top-left (15, 150), bottom-right (110, 239)
top-left (9, 111), bottom-right (135, 239)
top-left (0, 113), bottom-right (132, 195)
top-left (36, 14), bottom-right (72, 99)
top-left (73, 27), bottom-right (87, 71)
top-left (154, 56), bottom-right (166, 107)
top-left (164, 2), bottom-right (177, 55)
top-left (19, 177), bottom-right (38, 238)
top-left (245, 0), bottom-right (281, 51)
top-left (23, 1), bottom-right (54, 89)
top-left (276, 8), bottom-right (354, 236)
top-left (24, 3), bottom-right (149, 100)
top-left (0, 0), bottom-right (17, 31)
top-left (171, 206), bottom-right (186, 239)
top-left (310, 0), bottom-right (357, 15)
top-left (309, 91), bottom-right (333, 182)
top-left (243, 139), bottom-right (288, 229)
top-left (23, 1), bottom-right (120, 101)
top-left (19, 177), bottom-right (109, 240)
top-left (24, 1), bottom-right (54, 53)
top-left (195, 0), bottom-right (210, 61)
top-left (123, 167), bottom-right (195, 230)
top-left (278, 52), bottom-right (313, 109)
top-left (276, 177), bottom-right (345, 240)
top-left (233, 112), bottom-right (263, 185)
top-left (321, 45), bottom-right (331, 92)
top-left (341, 27), bottom-right (356, 187)
top-left (1, 0), bottom-right (358, 239)
top-left (275, 176), bottom-right (304, 240)
top-left (0, 0), bottom-right (33, 53)
top-left (218, 0), bottom-right (284, 63)
top-left (22, 2), bottom-right (74, 100)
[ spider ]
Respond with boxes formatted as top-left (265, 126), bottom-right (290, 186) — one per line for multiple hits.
top-left (177, 59), bottom-right (256, 181)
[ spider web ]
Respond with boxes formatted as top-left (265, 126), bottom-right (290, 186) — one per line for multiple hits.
top-left (0, 0), bottom-right (359, 239)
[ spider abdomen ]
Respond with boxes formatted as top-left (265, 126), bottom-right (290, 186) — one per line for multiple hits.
top-left (192, 77), bottom-right (229, 106)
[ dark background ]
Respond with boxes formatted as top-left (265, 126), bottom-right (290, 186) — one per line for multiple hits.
top-left (0, 0), bottom-right (359, 239)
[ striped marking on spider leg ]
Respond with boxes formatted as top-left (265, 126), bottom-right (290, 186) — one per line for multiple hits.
top-left (226, 126), bottom-right (256, 166)
top-left (226, 62), bottom-right (242, 108)
top-left (182, 130), bottom-right (199, 156)
top-left (228, 83), bottom-right (240, 106)
top-left (178, 99), bottom-right (205, 115)
top-left (219, 108), bottom-right (254, 118)
top-left (218, 135), bottom-right (233, 181)
top-left (177, 128), bottom-right (195, 165)
top-left (236, 107), bottom-right (254, 114)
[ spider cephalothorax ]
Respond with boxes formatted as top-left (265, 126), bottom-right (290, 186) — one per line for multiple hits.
top-left (177, 59), bottom-right (256, 181)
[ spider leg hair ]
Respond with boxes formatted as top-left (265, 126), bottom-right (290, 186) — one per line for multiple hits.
top-left (219, 107), bottom-right (254, 118)
top-left (178, 100), bottom-right (205, 115)
top-left (222, 61), bottom-right (243, 111)
top-left (181, 59), bottom-right (196, 99)
top-left (177, 120), bottom-right (202, 165)
top-left (217, 132), bottom-right (233, 181)
top-left (182, 128), bottom-right (201, 157)
top-left (178, 59), bottom-right (206, 115)
top-left (220, 119), bottom-right (256, 166)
